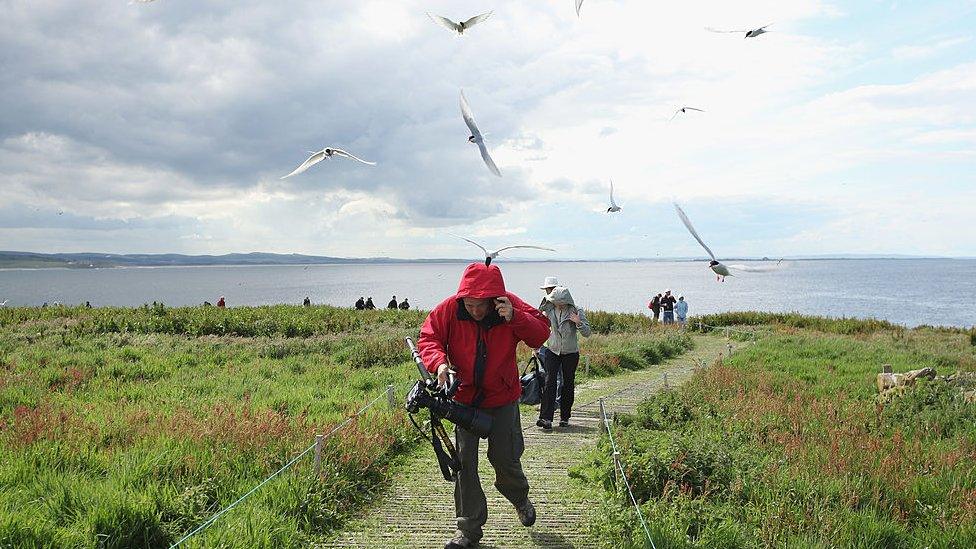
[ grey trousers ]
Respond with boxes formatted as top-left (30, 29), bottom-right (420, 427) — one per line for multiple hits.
top-left (454, 402), bottom-right (530, 542)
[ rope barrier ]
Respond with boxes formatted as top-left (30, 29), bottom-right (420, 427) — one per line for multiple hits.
top-left (598, 398), bottom-right (657, 549)
top-left (168, 386), bottom-right (396, 548)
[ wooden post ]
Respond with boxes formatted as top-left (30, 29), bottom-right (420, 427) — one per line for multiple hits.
top-left (313, 434), bottom-right (324, 477)
top-left (387, 384), bottom-right (395, 409)
top-left (663, 372), bottom-right (669, 390)
top-left (727, 342), bottom-right (733, 356)
top-left (584, 355), bottom-right (590, 377)
top-left (698, 320), bottom-right (703, 332)
top-left (724, 326), bottom-right (730, 339)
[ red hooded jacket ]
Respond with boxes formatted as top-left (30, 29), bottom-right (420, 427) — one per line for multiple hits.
top-left (418, 263), bottom-right (550, 408)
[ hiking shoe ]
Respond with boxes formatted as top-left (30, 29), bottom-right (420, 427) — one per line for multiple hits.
top-left (536, 419), bottom-right (552, 430)
top-left (558, 419), bottom-right (570, 427)
top-left (444, 533), bottom-right (475, 549)
top-left (515, 498), bottom-right (537, 527)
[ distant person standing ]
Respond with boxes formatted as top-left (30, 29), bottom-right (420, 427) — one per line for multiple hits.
top-left (387, 295), bottom-right (398, 309)
top-left (304, 296), bottom-right (312, 307)
top-left (398, 298), bottom-right (410, 310)
top-left (648, 293), bottom-right (662, 321)
top-left (355, 297), bottom-right (365, 310)
top-left (536, 286), bottom-right (591, 430)
top-left (364, 297), bottom-right (375, 310)
top-left (661, 290), bottom-right (676, 324)
top-left (675, 295), bottom-right (688, 327)
top-left (216, 296), bottom-right (226, 308)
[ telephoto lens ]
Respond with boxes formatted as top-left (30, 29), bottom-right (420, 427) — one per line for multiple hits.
top-left (405, 382), bottom-right (493, 439)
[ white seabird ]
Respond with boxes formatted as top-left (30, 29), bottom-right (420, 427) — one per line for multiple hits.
top-left (427, 11), bottom-right (493, 35)
top-left (607, 179), bottom-right (621, 213)
top-left (451, 234), bottom-right (554, 266)
top-left (668, 107), bottom-right (705, 122)
top-left (460, 90), bottom-right (502, 177)
top-left (706, 23), bottom-right (772, 38)
top-left (280, 147), bottom-right (375, 179)
top-left (673, 202), bottom-right (733, 281)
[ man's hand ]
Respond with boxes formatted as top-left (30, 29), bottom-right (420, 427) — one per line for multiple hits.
top-left (436, 363), bottom-right (453, 387)
top-left (494, 296), bottom-right (514, 322)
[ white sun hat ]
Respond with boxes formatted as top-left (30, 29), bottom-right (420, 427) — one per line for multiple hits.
top-left (540, 276), bottom-right (559, 289)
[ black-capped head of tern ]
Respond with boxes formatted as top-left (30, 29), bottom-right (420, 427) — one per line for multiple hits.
top-left (460, 90), bottom-right (502, 177)
top-left (280, 147), bottom-right (375, 179)
top-left (427, 11), bottom-right (493, 35)
top-left (674, 203), bottom-right (733, 282)
top-left (451, 234), bottom-right (555, 266)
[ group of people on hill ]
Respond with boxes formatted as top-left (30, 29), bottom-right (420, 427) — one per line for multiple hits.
top-left (415, 263), bottom-right (591, 548)
top-left (648, 289), bottom-right (689, 326)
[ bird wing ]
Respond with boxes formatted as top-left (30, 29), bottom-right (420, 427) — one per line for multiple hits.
top-left (576, 0), bottom-right (584, 17)
top-left (427, 13), bottom-right (462, 33)
top-left (609, 179), bottom-right (618, 207)
top-left (668, 109), bottom-right (681, 122)
top-left (673, 203), bottom-right (717, 261)
top-left (462, 11), bottom-right (493, 29)
top-left (494, 245), bottom-right (556, 254)
top-left (330, 148), bottom-right (377, 165)
top-left (477, 142), bottom-right (502, 177)
top-left (705, 26), bottom-right (747, 33)
top-left (281, 150), bottom-right (326, 179)
top-left (450, 233), bottom-right (490, 258)
top-left (684, 107), bottom-right (705, 112)
top-left (459, 89), bottom-right (483, 141)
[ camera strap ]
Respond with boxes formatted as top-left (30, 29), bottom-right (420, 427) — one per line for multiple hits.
top-left (408, 411), bottom-right (460, 482)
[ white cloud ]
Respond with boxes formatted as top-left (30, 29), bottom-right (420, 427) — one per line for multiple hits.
top-left (1, 0), bottom-right (974, 257)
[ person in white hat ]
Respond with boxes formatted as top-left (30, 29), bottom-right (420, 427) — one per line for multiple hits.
top-left (536, 284), bottom-right (591, 429)
top-left (537, 276), bottom-right (561, 408)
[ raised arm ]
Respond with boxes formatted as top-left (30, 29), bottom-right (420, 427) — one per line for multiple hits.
top-left (505, 293), bottom-right (551, 348)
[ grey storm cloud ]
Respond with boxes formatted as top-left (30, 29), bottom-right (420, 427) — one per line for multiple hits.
top-left (1, 0), bottom-right (671, 254)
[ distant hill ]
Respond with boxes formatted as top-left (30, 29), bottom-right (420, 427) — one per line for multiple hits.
top-left (0, 251), bottom-right (461, 269)
top-left (0, 251), bottom-right (958, 269)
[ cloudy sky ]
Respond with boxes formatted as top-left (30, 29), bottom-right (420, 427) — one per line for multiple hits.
top-left (2, 0), bottom-right (975, 259)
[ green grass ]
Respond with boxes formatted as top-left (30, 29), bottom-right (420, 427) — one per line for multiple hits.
top-left (0, 304), bottom-right (687, 548)
top-left (574, 320), bottom-right (976, 548)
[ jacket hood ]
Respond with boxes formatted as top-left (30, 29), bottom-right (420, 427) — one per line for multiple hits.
top-left (545, 286), bottom-right (576, 307)
top-left (456, 263), bottom-right (506, 299)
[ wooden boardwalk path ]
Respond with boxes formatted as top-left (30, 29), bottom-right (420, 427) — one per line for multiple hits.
top-left (322, 334), bottom-right (732, 549)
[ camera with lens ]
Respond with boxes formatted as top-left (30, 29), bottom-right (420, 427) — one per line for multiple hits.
top-left (405, 378), bottom-right (492, 439)
top-left (404, 337), bottom-right (494, 482)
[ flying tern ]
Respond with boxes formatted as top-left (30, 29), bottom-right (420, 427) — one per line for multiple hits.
top-left (706, 23), bottom-right (772, 38)
top-left (281, 147), bottom-right (375, 179)
top-left (607, 179), bottom-right (621, 213)
top-left (668, 107), bottom-right (705, 122)
top-left (460, 90), bottom-right (502, 177)
top-left (451, 234), bottom-right (554, 266)
top-left (427, 11), bottom-right (493, 35)
top-left (673, 203), bottom-right (732, 281)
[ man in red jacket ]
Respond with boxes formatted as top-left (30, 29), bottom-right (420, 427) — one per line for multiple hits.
top-left (418, 263), bottom-right (550, 549)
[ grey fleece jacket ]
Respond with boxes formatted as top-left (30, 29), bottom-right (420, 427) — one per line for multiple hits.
top-left (539, 286), bottom-right (591, 355)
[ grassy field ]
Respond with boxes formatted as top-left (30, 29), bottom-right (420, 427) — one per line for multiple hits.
top-left (575, 315), bottom-right (976, 548)
top-left (0, 304), bottom-right (688, 548)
